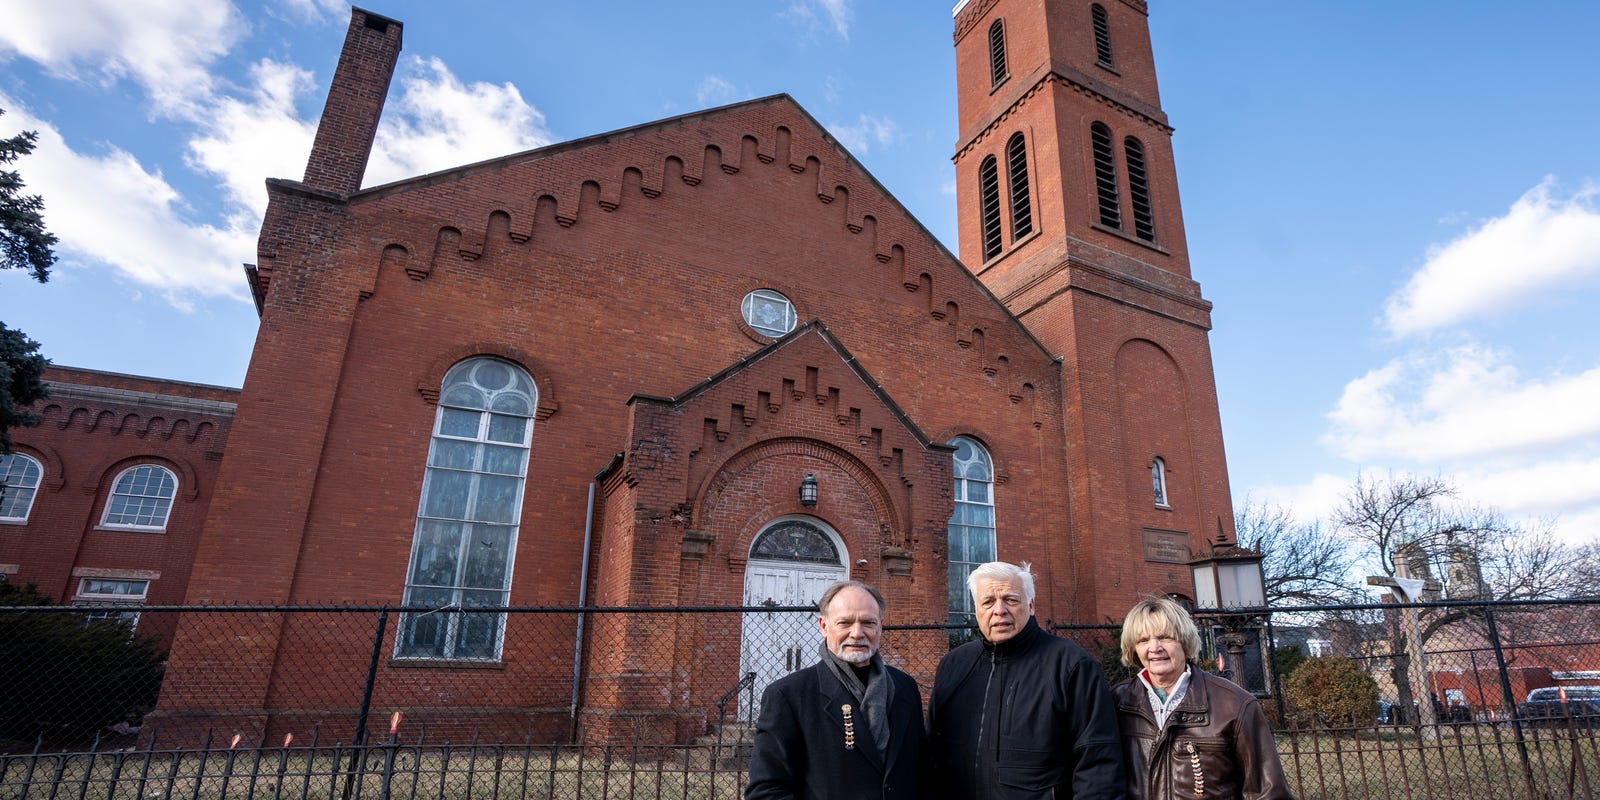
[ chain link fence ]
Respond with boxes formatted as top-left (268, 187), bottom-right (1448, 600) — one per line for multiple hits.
top-left (3, 597), bottom-right (1600, 798)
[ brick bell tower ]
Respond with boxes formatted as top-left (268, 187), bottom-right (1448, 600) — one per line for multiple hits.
top-left (951, 0), bottom-right (1234, 618)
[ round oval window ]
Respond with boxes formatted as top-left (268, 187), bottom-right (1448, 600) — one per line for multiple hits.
top-left (741, 289), bottom-right (797, 338)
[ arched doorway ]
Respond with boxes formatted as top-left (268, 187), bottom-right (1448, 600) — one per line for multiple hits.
top-left (739, 516), bottom-right (848, 720)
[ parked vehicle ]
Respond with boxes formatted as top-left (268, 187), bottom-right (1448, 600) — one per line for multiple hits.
top-left (1517, 686), bottom-right (1600, 725)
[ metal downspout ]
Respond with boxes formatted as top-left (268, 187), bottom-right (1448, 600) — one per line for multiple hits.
top-left (569, 481), bottom-right (596, 742)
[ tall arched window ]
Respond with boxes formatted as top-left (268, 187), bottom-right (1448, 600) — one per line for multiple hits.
top-left (101, 464), bottom-right (177, 531)
top-left (1005, 133), bottom-right (1033, 240)
top-left (988, 19), bottom-right (1008, 87)
top-left (978, 155), bottom-right (1003, 261)
top-left (1091, 122), bottom-right (1121, 229)
top-left (0, 453), bottom-right (43, 522)
top-left (1125, 137), bottom-right (1156, 242)
top-left (399, 357), bottom-right (536, 661)
top-left (947, 436), bottom-right (996, 625)
top-left (1091, 4), bottom-right (1115, 67)
top-left (1152, 457), bottom-right (1169, 507)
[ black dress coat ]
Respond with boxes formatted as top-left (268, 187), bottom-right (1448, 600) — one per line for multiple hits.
top-left (744, 660), bottom-right (927, 800)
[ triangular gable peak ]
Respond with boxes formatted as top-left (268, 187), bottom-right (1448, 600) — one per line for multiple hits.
top-left (270, 94), bottom-right (1053, 366)
top-left (615, 320), bottom-right (954, 554)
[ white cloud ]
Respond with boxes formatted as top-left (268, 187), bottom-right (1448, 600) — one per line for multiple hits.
top-left (0, 96), bottom-right (254, 304)
top-left (829, 114), bottom-right (898, 156)
top-left (1, 44), bottom-right (554, 310)
top-left (0, 0), bottom-right (243, 114)
top-left (1325, 342), bottom-right (1600, 463)
top-left (1453, 457), bottom-right (1600, 523)
top-left (1238, 472), bottom-right (1352, 528)
top-left (784, 0), bottom-right (852, 40)
top-left (696, 76), bottom-right (740, 108)
top-left (364, 56), bottom-right (554, 187)
top-left (1385, 179), bottom-right (1600, 337)
top-left (186, 60), bottom-right (319, 219)
top-left (269, 0), bottom-right (347, 23)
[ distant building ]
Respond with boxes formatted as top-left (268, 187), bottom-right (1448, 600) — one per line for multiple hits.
top-left (0, 366), bottom-right (236, 641)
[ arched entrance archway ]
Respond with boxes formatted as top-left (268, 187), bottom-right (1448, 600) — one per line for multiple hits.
top-left (739, 516), bottom-right (848, 720)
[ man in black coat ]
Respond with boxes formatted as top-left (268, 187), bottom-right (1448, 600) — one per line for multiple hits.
top-left (929, 561), bottom-right (1125, 799)
top-left (745, 580), bottom-right (927, 800)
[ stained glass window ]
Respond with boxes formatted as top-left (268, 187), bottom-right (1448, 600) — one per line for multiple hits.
top-left (399, 358), bottom-right (535, 661)
top-left (751, 520), bottom-right (840, 565)
top-left (948, 437), bottom-right (996, 625)
top-left (742, 289), bottom-right (797, 338)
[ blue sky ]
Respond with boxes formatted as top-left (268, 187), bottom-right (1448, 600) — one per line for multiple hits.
top-left (2, 1), bottom-right (1598, 546)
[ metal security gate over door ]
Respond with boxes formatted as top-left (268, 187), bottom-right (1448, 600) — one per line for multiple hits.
top-left (739, 516), bottom-right (847, 721)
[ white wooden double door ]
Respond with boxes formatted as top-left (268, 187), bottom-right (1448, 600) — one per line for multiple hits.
top-left (738, 560), bottom-right (846, 721)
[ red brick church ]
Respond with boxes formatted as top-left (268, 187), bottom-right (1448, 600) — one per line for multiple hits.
top-left (3, 0), bottom-right (1235, 742)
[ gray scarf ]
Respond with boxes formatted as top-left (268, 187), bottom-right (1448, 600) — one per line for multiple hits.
top-left (818, 642), bottom-right (892, 754)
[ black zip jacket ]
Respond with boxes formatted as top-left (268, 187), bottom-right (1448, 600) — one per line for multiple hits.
top-left (928, 617), bottom-right (1127, 799)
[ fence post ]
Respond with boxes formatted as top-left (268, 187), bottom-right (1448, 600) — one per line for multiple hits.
top-left (354, 609), bottom-right (390, 746)
top-left (1265, 616), bottom-right (1286, 721)
top-left (1484, 603), bottom-right (1536, 798)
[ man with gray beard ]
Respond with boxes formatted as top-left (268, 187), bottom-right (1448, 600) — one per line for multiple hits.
top-left (746, 580), bottom-right (928, 799)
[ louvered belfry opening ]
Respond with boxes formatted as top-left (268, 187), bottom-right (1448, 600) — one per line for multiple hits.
top-left (979, 155), bottom-right (1003, 260)
top-left (1006, 133), bottom-right (1032, 240)
top-left (988, 19), bottom-right (1008, 86)
top-left (1091, 123), bottom-right (1121, 229)
top-left (1125, 137), bottom-right (1155, 242)
top-left (1092, 4), bottom-right (1114, 67)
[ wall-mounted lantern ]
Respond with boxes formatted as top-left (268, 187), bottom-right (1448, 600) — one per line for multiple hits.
top-left (799, 473), bottom-right (818, 507)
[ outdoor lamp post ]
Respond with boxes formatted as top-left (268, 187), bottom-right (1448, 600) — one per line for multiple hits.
top-left (799, 473), bottom-right (818, 507)
top-left (1189, 527), bottom-right (1267, 693)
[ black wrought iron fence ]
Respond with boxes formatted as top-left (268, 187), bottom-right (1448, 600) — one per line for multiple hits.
top-left (2, 597), bottom-right (1600, 799)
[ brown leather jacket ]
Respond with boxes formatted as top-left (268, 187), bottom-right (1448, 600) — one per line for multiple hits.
top-left (1112, 668), bottom-right (1293, 800)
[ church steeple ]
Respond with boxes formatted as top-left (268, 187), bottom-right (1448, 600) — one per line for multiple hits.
top-left (952, 0), bottom-right (1235, 617)
top-left (952, 0), bottom-right (1188, 293)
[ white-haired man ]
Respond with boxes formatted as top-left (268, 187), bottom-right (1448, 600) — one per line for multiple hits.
top-left (928, 561), bottom-right (1126, 799)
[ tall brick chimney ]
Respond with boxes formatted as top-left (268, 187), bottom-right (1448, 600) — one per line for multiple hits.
top-left (301, 7), bottom-right (403, 196)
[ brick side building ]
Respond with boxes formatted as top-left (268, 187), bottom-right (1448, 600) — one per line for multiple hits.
top-left (3, 0), bottom-right (1238, 742)
top-left (0, 367), bottom-right (236, 640)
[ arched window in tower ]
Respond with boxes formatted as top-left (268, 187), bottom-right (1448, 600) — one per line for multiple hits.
top-left (1091, 4), bottom-right (1115, 68)
top-left (1005, 133), bottom-right (1033, 240)
top-left (398, 357), bottom-right (536, 661)
top-left (1091, 122), bottom-right (1121, 229)
top-left (1152, 457), bottom-right (1170, 508)
top-left (1125, 137), bottom-right (1156, 242)
top-left (979, 155), bottom-right (1003, 260)
top-left (988, 19), bottom-right (1008, 87)
top-left (947, 436), bottom-right (997, 626)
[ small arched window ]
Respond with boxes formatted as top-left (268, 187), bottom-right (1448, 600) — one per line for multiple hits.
top-left (0, 453), bottom-right (43, 522)
top-left (947, 437), bottom-right (997, 625)
top-left (1091, 4), bottom-right (1115, 68)
top-left (1005, 133), bottom-right (1033, 240)
top-left (1125, 137), bottom-right (1155, 242)
top-left (988, 19), bottom-right (1008, 87)
top-left (101, 464), bottom-right (178, 531)
top-left (1091, 122), bottom-right (1121, 229)
top-left (399, 357), bottom-right (536, 661)
top-left (978, 155), bottom-right (1003, 261)
top-left (1152, 457), bottom-right (1169, 507)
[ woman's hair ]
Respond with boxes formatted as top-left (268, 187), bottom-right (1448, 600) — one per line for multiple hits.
top-left (1120, 596), bottom-right (1202, 668)
top-left (966, 561), bottom-right (1035, 606)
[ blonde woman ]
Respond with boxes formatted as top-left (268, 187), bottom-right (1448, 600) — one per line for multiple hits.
top-left (1112, 597), bottom-right (1292, 799)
